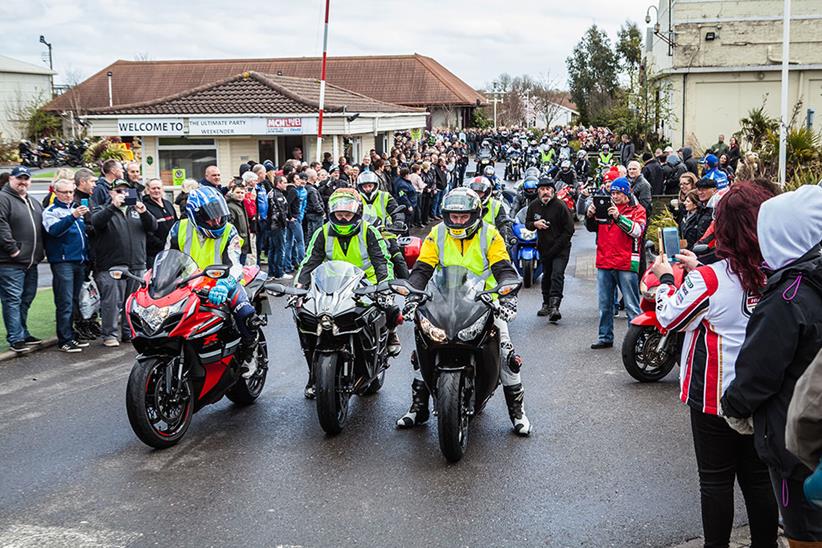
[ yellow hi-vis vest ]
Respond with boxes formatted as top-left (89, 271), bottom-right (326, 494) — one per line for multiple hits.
top-left (362, 191), bottom-right (391, 225)
top-left (177, 218), bottom-right (233, 269)
top-left (482, 199), bottom-right (501, 225)
top-left (323, 222), bottom-right (377, 283)
top-left (430, 222), bottom-right (497, 290)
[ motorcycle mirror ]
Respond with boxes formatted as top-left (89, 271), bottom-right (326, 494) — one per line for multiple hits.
top-left (204, 265), bottom-right (230, 279)
top-left (108, 266), bottom-right (128, 280)
top-left (389, 279), bottom-right (412, 296)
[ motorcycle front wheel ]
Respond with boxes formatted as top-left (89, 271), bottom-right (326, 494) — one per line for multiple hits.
top-left (437, 371), bottom-right (469, 462)
top-left (314, 352), bottom-right (350, 435)
top-left (226, 334), bottom-right (268, 405)
top-left (126, 357), bottom-right (193, 449)
top-left (522, 259), bottom-right (534, 289)
top-left (621, 324), bottom-right (678, 382)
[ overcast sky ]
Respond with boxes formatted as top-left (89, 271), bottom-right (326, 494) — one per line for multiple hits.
top-left (4, 0), bottom-right (654, 90)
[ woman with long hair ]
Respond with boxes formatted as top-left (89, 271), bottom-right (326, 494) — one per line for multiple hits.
top-left (652, 181), bottom-right (779, 548)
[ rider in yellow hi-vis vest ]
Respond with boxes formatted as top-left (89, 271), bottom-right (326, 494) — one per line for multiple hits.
top-left (295, 188), bottom-right (400, 399)
top-left (465, 176), bottom-right (515, 245)
top-left (356, 171), bottom-right (409, 279)
top-left (395, 187), bottom-right (532, 436)
top-left (165, 186), bottom-right (260, 377)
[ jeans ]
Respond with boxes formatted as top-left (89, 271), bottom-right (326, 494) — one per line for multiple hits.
top-left (595, 268), bottom-right (640, 343)
top-left (95, 268), bottom-right (144, 340)
top-left (540, 250), bottom-right (570, 304)
top-left (690, 408), bottom-right (778, 547)
top-left (268, 226), bottom-right (286, 277)
top-left (304, 217), bottom-right (324, 245)
top-left (286, 220), bottom-right (305, 271)
top-left (0, 265), bottom-right (38, 345)
top-left (431, 190), bottom-right (443, 217)
top-left (256, 222), bottom-right (270, 265)
top-left (51, 262), bottom-right (85, 345)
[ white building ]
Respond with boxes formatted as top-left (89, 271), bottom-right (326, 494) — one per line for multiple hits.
top-left (0, 55), bottom-right (55, 140)
top-left (645, 0), bottom-right (822, 149)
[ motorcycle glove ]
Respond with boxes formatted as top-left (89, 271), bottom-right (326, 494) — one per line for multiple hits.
top-left (208, 279), bottom-right (233, 305)
top-left (496, 296), bottom-right (518, 322)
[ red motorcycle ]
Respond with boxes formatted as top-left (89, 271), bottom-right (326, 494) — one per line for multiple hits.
top-left (110, 249), bottom-right (270, 448)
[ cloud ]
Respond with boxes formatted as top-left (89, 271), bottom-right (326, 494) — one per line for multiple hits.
top-left (3, 0), bottom-right (652, 90)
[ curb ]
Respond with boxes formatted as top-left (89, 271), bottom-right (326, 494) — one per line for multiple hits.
top-left (0, 337), bottom-right (59, 364)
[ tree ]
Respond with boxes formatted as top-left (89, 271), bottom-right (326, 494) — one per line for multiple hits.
top-left (566, 25), bottom-right (620, 125)
top-left (616, 22), bottom-right (643, 87)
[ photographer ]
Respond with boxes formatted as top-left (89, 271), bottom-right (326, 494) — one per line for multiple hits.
top-left (526, 178), bottom-right (574, 322)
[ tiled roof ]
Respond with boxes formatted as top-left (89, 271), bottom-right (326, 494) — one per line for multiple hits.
top-left (48, 54), bottom-right (486, 112)
top-left (87, 72), bottom-right (424, 115)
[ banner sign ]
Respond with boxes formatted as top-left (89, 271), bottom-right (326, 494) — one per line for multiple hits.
top-left (118, 118), bottom-right (184, 136)
top-left (188, 117), bottom-right (318, 136)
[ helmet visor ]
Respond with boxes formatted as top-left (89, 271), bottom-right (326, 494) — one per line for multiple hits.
top-left (328, 194), bottom-right (361, 215)
top-left (194, 199), bottom-right (229, 224)
top-left (442, 192), bottom-right (479, 213)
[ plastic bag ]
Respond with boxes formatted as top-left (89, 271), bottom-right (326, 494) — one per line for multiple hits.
top-left (78, 279), bottom-right (101, 320)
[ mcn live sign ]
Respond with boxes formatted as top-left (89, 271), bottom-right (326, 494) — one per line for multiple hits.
top-left (117, 117), bottom-right (318, 136)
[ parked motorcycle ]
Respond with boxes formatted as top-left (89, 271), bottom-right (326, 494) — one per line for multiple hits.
top-left (18, 140), bottom-right (40, 168)
top-left (390, 269), bottom-right (521, 462)
top-left (511, 208), bottom-right (541, 288)
top-left (621, 243), bottom-right (708, 382)
top-left (112, 249), bottom-right (270, 448)
top-left (266, 261), bottom-right (394, 435)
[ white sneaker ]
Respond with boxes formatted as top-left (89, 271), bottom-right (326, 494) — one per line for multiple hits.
top-left (103, 337), bottom-right (120, 347)
top-left (280, 273), bottom-right (294, 280)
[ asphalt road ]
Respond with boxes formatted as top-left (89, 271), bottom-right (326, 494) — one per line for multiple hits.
top-left (0, 162), bottom-right (751, 547)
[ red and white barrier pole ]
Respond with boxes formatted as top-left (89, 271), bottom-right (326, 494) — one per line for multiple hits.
top-left (316, 0), bottom-right (331, 163)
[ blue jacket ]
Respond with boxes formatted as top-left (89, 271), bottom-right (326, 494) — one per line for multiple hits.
top-left (392, 176), bottom-right (417, 209)
top-left (42, 199), bottom-right (87, 263)
top-left (256, 183), bottom-right (269, 221)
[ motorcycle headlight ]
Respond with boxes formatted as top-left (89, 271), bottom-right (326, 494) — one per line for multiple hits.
top-left (419, 314), bottom-right (447, 343)
top-left (133, 300), bottom-right (187, 334)
top-left (519, 228), bottom-right (536, 240)
top-left (457, 311), bottom-right (489, 342)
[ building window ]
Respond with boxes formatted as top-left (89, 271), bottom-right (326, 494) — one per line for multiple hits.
top-left (157, 138), bottom-right (217, 185)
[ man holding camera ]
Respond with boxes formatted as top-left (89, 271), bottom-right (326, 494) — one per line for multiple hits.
top-left (585, 177), bottom-right (646, 349)
top-left (91, 179), bottom-right (157, 347)
top-left (525, 178), bottom-right (574, 322)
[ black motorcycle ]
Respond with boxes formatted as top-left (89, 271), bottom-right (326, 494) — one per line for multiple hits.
top-left (18, 141), bottom-right (40, 168)
top-left (390, 268), bottom-right (521, 462)
top-left (267, 261), bottom-right (393, 435)
top-left (505, 151), bottom-right (522, 181)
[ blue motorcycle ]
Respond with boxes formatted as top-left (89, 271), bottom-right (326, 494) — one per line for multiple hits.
top-left (511, 208), bottom-right (541, 288)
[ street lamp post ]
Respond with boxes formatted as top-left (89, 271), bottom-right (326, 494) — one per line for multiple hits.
top-left (645, 1), bottom-right (675, 56)
top-left (39, 34), bottom-right (54, 96)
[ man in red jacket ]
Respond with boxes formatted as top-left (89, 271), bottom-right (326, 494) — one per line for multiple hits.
top-left (584, 177), bottom-right (646, 349)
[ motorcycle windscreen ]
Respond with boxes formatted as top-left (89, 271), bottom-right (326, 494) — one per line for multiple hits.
top-left (422, 266), bottom-right (488, 338)
top-left (311, 260), bottom-right (364, 294)
top-left (150, 249), bottom-right (200, 299)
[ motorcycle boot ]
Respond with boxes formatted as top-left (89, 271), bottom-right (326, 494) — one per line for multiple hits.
top-left (503, 383), bottom-right (532, 436)
top-left (237, 315), bottom-right (263, 378)
top-left (387, 329), bottom-right (402, 357)
top-left (396, 352), bottom-right (430, 428)
top-left (548, 297), bottom-right (562, 323)
top-left (537, 302), bottom-right (551, 317)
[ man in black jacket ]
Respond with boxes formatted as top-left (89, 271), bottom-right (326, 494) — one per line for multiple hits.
top-left (92, 159), bottom-right (123, 206)
top-left (302, 169), bottom-right (325, 241)
top-left (641, 152), bottom-right (665, 195)
top-left (91, 179), bottom-right (157, 346)
top-left (0, 166), bottom-right (45, 352)
top-left (526, 178), bottom-right (574, 322)
top-left (680, 147), bottom-right (699, 176)
top-left (267, 175), bottom-right (290, 279)
top-left (143, 178), bottom-right (178, 267)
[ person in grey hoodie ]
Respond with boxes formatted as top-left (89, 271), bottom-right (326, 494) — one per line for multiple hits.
top-left (0, 166), bottom-right (45, 352)
top-left (721, 184), bottom-right (822, 544)
top-left (663, 153), bottom-right (688, 194)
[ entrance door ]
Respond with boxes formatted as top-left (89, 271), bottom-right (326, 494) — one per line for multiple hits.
top-left (277, 136), bottom-right (305, 164)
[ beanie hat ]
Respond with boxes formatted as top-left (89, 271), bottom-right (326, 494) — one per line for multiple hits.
top-left (610, 177), bottom-right (631, 196)
top-left (705, 154), bottom-right (719, 168)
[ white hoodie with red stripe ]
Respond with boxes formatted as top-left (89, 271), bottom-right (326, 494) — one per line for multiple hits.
top-left (655, 260), bottom-right (759, 415)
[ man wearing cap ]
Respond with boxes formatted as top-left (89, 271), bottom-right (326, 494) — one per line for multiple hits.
top-left (585, 177), bottom-right (646, 349)
top-left (0, 166), bottom-right (45, 352)
top-left (91, 179), bottom-right (157, 347)
top-left (526, 178), bottom-right (575, 322)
